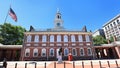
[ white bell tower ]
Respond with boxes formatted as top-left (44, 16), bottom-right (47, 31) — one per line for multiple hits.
top-left (54, 8), bottom-right (64, 29)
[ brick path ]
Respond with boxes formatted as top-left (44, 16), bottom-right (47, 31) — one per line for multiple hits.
top-left (0, 59), bottom-right (120, 68)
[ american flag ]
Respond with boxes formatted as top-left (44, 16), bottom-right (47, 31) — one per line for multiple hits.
top-left (9, 7), bottom-right (17, 22)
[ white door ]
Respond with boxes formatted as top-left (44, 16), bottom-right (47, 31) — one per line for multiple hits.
top-left (56, 48), bottom-right (59, 58)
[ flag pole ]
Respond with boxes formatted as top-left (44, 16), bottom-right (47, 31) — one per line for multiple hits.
top-left (4, 6), bottom-right (11, 23)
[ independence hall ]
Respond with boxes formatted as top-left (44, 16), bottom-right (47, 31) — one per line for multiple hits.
top-left (20, 10), bottom-right (94, 61)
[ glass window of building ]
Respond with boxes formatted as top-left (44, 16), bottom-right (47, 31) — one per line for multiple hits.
top-left (25, 48), bottom-right (30, 57)
top-left (64, 35), bottom-right (68, 42)
top-left (57, 35), bottom-right (61, 42)
top-left (72, 48), bottom-right (77, 56)
top-left (27, 35), bottom-right (32, 42)
top-left (78, 35), bottom-right (83, 42)
top-left (42, 35), bottom-right (47, 42)
top-left (41, 48), bottom-right (46, 57)
top-left (113, 22), bottom-right (116, 26)
top-left (71, 35), bottom-right (75, 42)
top-left (49, 48), bottom-right (54, 56)
top-left (110, 24), bottom-right (113, 27)
top-left (80, 48), bottom-right (84, 56)
top-left (64, 48), bottom-right (69, 56)
top-left (50, 35), bottom-right (54, 42)
top-left (85, 35), bottom-right (90, 42)
top-left (33, 48), bottom-right (38, 57)
top-left (117, 20), bottom-right (120, 24)
top-left (34, 35), bottom-right (39, 42)
top-left (87, 48), bottom-right (92, 56)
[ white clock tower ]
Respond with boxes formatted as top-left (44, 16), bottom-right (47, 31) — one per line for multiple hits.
top-left (54, 8), bottom-right (64, 29)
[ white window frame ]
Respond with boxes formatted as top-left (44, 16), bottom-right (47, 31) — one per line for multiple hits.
top-left (64, 48), bottom-right (69, 56)
top-left (42, 35), bottom-right (47, 42)
top-left (80, 48), bottom-right (85, 56)
top-left (49, 48), bottom-right (54, 56)
top-left (34, 35), bottom-right (39, 42)
top-left (41, 48), bottom-right (46, 57)
top-left (78, 35), bottom-right (83, 42)
top-left (27, 35), bottom-right (32, 42)
top-left (71, 35), bottom-right (75, 42)
top-left (87, 47), bottom-right (92, 56)
top-left (25, 48), bottom-right (30, 57)
top-left (64, 35), bottom-right (68, 42)
top-left (57, 35), bottom-right (61, 42)
top-left (72, 48), bottom-right (77, 56)
top-left (33, 48), bottom-right (38, 57)
top-left (50, 35), bottom-right (54, 42)
top-left (85, 35), bottom-right (90, 42)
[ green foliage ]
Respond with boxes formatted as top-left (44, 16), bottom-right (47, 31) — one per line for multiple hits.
top-left (93, 35), bottom-right (107, 46)
top-left (0, 23), bottom-right (26, 45)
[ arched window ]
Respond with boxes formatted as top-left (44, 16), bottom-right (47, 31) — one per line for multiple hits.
top-left (34, 35), bottom-right (39, 42)
top-left (64, 35), bottom-right (68, 42)
top-left (71, 35), bottom-right (75, 42)
top-left (85, 35), bottom-right (90, 42)
top-left (42, 35), bottom-right (47, 42)
top-left (64, 48), bottom-right (69, 56)
top-left (49, 48), bottom-right (54, 56)
top-left (78, 35), bottom-right (83, 42)
top-left (27, 35), bottom-right (32, 42)
top-left (33, 48), bottom-right (38, 57)
top-left (41, 48), bottom-right (46, 57)
top-left (72, 48), bottom-right (77, 56)
top-left (25, 48), bottom-right (30, 57)
top-left (57, 35), bottom-right (61, 42)
top-left (50, 35), bottom-right (54, 42)
top-left (87, 47), bottom-right (92, 56)
top-left (80, 48), bottom-right (84, 56)
top-left (117, 20), bottom-right (120, 24)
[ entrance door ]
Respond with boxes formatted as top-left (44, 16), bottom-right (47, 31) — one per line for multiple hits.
top-left (56, 48), bottom-right (59, 58)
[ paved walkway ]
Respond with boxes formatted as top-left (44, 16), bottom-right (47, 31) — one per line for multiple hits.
top-left (0, 59), bottom-right (120, 68)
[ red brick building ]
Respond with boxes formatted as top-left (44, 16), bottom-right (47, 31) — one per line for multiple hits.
top-left (20, 10), bottom-right (94, 61)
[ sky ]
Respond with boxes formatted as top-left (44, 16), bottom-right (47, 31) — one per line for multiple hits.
top-left (0, 0), bottom-right (120, 32)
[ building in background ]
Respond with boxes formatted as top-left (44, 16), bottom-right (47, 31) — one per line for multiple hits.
top-left (20, 9), bottom-right (94, 61)
top-left (103, 14), bottom-right (120, 41)
top-left (92, 29), bottom-right (105, 38)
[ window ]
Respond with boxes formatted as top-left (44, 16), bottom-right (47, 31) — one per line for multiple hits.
top-left (50, 35), bottom-right (54, 42)
top-left (64, 48), bottom-right (69, 56)
top-left (64, 35), bottom-right (68, 42)
top-left (71, 35), bottom-right (75, 42)
top-left (57, 35), bottom-right (61, 42)
top-left (87, 48), bottom-right (92, 56)
top-left (105, 27), bottom-right (107, 30)
top-left (110, 24), bottom-right (113, 27)
top-left (25, 48), bottom-right (30, 57)
top-left (26, 44), bottom-right (31, 46)
top-left (85, 35), bottom-right (90, 42)
top-left (49, 48), bottom-right (54, 56)
top-left (42, 35), bottom-right (47, 42)
top-left (41, 48), bottom-right (46, 57)
top-left (27, 35), bottom-right (32, 42)
top-left (33, 48), bottom-right (38, 57)
top-left (117, 20), bottom-right (120, 24)
top-left (72, 48), bottom-right (77, 56)
top-left (80, 48), bottom-right (84, 56)
top-left (113, 22), bottom-right (116, 26)
top-left (78, 35), bottom-right (83, 42)
top-left (34, 35), bottom-right (39, 42)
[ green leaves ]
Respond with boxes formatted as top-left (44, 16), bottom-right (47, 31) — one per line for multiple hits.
top-left (0, 23), bottom-right (26, 45)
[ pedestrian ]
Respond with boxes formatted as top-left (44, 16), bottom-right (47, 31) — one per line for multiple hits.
top-left (3, 58), bottom-right (7, 68)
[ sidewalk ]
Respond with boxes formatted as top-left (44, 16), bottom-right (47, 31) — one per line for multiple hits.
top-left (0, 59), bottom-right (120, 68)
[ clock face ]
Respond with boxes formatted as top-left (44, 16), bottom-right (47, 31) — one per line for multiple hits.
top-left (57, 23), bottom-right (60, 26)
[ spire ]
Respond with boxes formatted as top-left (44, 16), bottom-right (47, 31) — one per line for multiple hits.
top-left (29, 25), bottom-right (35, 32)
top-left (81, 25), bottom-right (87, 32)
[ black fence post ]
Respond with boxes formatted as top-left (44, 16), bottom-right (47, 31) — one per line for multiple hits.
top-left (44, 62), bottom-right (46, 68)
top-left (35, 63), bottom-right (37, 68)
top-left (99, 61), bottom-right (102, 68)
top-left (82, 61), bottom-right (84, 68)
top-left (73, 61), bottom-right (75, 68)
top-left (54, 62), bottom-right (56, 68)
top-left (107, 61), bottom-right (110, 67)
top-left (115, 60), bottom-right (118, 68)
top-left (15, 63), bottom-right (17, 68)
top-left (64, 62), bottom-right (66, 68)
top-left (25, 63), bottom-right (27, 68)
top-left (91, 61), bottom-right (93, 68)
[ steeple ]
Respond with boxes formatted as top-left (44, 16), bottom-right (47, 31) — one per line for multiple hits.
top-left (54, 8), bottom-right (64, 29)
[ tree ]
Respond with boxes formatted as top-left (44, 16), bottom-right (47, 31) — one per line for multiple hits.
top-left (0, 23), bottom-right (26, 45)
top-left (93, 35), bottom-right (107, 46)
